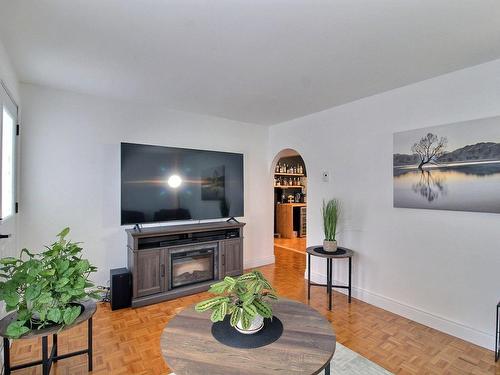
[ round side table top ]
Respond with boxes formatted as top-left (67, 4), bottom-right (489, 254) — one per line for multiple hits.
top-left (306, 246), bottom-right (354, 259)
top-left (161, 298), bottom-right (336, 375)
top-left (0, 299), bottom-right (97, 339)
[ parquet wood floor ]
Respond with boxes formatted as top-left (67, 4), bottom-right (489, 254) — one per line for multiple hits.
top-left (7, 248), bottom-right (500, 374)
top-left (274, 237), bottom-right (306, 254)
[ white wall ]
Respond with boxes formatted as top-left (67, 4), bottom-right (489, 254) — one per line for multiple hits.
top-left (269, 59), bottom-right (500, 350)
top-left (0, 38), bottom-right (19, 103)
top-left (19, 83), bottom-right (274, 286)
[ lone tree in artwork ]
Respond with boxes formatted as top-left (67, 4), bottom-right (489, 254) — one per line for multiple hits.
top-left (411, 133), bottom-right (448, 170)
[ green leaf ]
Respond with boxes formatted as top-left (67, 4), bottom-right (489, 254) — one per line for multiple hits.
top-left (74, 277), bottom-right (85, 289)
top-left (242, 303), bottom-right (257, 318)
top-left (25, 285), bottom-right (42, 302)
top-left (35, 308), bottom-right (47, 321)
top-left (57, 260), bottom-right (70, 273)
top-left (237, 273), bottom-right (257, 282)
top-left (240, 311), bottom-right (251, 330)
top-left (37, 292), bottom-right (53, 305)
top-left (253, 299), bottom-right (273, 318)
top-left (219, 301), bottom-right (228, 317)
top-left (208, 282), bottom-right (228, 294)
top-left (47, 308), bottom-right (62, 323)
top-left (0, 257), bottom-right (18, 265)
top-left (62, 267), bottom-right (76, 278)
top-left (63, 305), bottom-right (81, 325)
top-left (6, 321), bottom-right (30, 339)
top-left (4, 291), bottom-right (19, 307)
top-left (40, 269), bottom-right (56, 277)
top-left (210, 305), bottom-right (225, 322)
top-left (17, 309), bottom-right (31, 321)
top-left (230, 308), bottom-right (241, 327)
top-left (75, 260), bottom-right (90, 273)
top-left (194, 296), bottom-right (228, 312)
top-left (57, 227), bottom-right (70, 239)
top-left (55, 277), bottom-right (70, 289)
top-left (60, 293), bottom-right (72, 304)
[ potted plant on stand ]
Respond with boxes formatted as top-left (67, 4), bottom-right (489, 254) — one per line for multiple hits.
top-left (322, 199), bottom-right (340, 252)
top-left (0, 228), bottom-right (99, 338)
top-left (195, 270), bottom-right (277, 334)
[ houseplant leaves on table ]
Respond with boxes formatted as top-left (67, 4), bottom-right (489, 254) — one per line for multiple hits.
top-left (322, 198), bottom-right (341, 252)
top-left (195, 270), bottom-right (277, 334)
top-left (0, 227), bottom-right (99, 338)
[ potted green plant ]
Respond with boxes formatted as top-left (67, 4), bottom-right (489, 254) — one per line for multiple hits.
top-left (195, 270), bottom-right (277, 334)
top-left (322, 199), bottom-right (340, 252)
top-left (0, 228), bottom-right (99, 338)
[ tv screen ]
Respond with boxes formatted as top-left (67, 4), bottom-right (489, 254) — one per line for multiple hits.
top-left (121, 143), bottom-right (244, 225)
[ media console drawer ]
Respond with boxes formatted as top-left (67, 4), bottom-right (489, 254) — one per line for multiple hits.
top-left (126, 221), bottom-right (245, 308)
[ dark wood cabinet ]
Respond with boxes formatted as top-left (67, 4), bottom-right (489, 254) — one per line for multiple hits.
top-left (221, 239), bottom-right (243, 277)
top-left (127, 221), bottom-right (245, 307)
top-left (135, 249), bottom-right (165, 297)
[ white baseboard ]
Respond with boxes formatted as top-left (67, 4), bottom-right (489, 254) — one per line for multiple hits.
top-left (245, 255), bottom-right (275, 269)
top-left (309, 271), bottom-right (495, 351)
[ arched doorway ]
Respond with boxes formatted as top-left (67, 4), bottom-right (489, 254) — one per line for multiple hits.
top-left (271, 149), bottom-right (308, 268)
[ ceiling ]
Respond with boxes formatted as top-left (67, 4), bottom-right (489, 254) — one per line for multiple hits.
top-left (1, 1), bottom-right (500, 125)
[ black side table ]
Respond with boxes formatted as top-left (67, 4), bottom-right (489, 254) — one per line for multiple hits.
top-left (0, 299), bottom-right (96, 375)
top-left (306, 246), bottom-right (354, 310)
top-left (496, 301), bottom-right (499, 362)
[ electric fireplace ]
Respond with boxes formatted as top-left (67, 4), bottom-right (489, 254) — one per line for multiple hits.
top-left (169, 244), bottom-right (218, 289)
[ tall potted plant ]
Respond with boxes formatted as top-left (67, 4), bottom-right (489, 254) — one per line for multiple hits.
top-left (322, 199), bottom-right (340, 252)
top-left (195, 270), bottom-right (277, 334)
top-left (0, 228), bottom-right (99, 338)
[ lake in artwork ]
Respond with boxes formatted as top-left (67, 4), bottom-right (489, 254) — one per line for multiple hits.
top-left (393, 116), bottom-right (500, 214)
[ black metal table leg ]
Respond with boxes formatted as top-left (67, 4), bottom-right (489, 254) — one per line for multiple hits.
top-left (330, 258), bottom-right (333, 307)
top-left (307, 253), bottom-right (311, 300)
top-left (348, 257), bottom-right (352, 303)
top-left (42, 336), bottom-right (49, 375)
top-left (88, 317), bottom-right (93, 371)
top-left (326, 259), bottom-right (330, 295)
top-left (4, 337), bottom-right (10, 375)
top-left (327, 259), bottom-right (332, 310)
top-left (325, 361), bottom-right (330, 375)
top-left (53, 334), bottom-right (58, 362)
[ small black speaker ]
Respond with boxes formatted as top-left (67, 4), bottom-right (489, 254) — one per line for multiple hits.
top-left (110, 268), bottom-right (131, 310)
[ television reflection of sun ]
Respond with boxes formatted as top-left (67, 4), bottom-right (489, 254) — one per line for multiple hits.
top-left (124, 178), bottom-right (204, 185)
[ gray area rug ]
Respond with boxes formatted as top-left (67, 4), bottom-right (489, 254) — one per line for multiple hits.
top-left (327, 342), bottom-right (393, 374)
top-left (168, 342), bottom-right (393, 374)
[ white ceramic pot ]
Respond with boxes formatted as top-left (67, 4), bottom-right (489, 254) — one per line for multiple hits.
top-left (323, 240), bottom-right (337, 252)
top-left (235, 312), bottom-right (264, 334)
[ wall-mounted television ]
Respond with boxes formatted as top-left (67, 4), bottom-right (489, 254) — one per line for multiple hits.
top-left (121, 143), bottom-right (244, 225)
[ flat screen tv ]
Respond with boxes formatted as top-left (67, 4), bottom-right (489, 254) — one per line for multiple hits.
top-left (121, 143), bottom-right (244, 225)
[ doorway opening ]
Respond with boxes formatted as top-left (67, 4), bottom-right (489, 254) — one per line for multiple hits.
top-left (272, 150), bottom-right (307, 258)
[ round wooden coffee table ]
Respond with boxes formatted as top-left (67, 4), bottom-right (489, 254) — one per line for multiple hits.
top-left (161, 299), bottom-right (336, 375)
